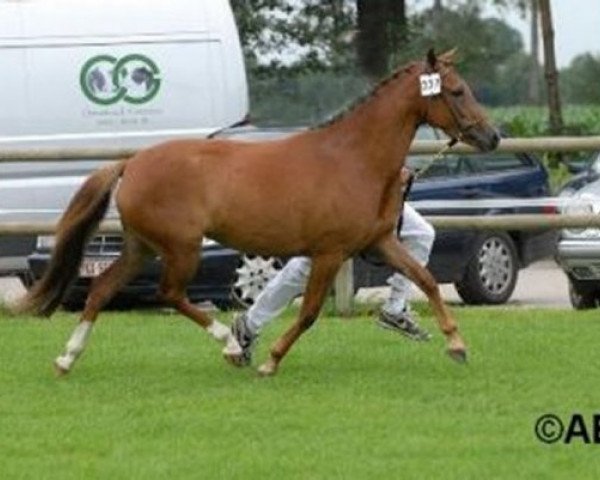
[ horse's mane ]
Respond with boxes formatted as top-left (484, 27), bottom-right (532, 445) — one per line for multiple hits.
top-left (313, 61), bottom-right (421, 130)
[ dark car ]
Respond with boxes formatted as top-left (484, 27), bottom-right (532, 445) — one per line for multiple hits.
top-left (350, 138), bottom-right (557, 305)
top-left (408, 147), bottom-right (556, 304)
top-left (27, 126), bottom-right (557, 309)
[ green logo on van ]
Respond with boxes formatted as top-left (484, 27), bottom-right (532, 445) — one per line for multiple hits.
top-left (80, 54), bottom-right (161, 105)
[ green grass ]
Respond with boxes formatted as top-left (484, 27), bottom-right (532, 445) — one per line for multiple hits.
top-left (2, 304), bottom-right (600, 479)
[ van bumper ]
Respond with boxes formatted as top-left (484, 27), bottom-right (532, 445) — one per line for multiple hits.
top-left (28, 245), bottom-right (241, 306)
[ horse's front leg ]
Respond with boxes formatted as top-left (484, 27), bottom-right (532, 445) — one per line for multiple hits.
top-left (258, 253), bottom-right (344, 376)
top-left (374, 234), bottom-right (467, 362)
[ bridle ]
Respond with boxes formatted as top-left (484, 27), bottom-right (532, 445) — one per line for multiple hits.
top-left (416, 67), bottom-right (484, 178)
top-left (427, 66), bottom-right (486, 141)
top-left (439, 90), bottom-right (485, 144)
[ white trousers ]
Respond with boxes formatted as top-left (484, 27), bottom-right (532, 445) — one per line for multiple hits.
top-left (245, 204), bottom-right (435, 334)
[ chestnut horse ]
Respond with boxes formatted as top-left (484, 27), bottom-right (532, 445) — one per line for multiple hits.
top-left (16, 49), bottom-right (499, 376)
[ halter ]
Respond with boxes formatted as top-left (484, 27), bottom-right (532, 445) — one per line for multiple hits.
top-left (415, 96), bottom-right (461, 179)
top-left (438, 86), bottom-right (484, 142)
top-left (415, 67), bottom-right (482, 178)
top-left (424, 64), bottom-right (486, 137)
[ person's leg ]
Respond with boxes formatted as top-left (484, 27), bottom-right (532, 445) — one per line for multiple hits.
top-left (379, 204), bottom-right (435, 340)
top-left (228, 257), bottom-right (311, 366)
top-left (245, 257), bottom-right (312, 334)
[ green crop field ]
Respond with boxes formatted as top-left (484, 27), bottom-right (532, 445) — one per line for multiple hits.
top-left (490, 105), bottom-right (600, 137)
top-left (1, 304), bottom-right (600, 479)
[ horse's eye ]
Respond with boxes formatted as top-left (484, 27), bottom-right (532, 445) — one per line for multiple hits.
top-left (451, 88), bottom-right (465, 97)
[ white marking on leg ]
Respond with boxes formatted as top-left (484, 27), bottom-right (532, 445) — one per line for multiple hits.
top-left (55, 320), bottom-right (93, 372)
top-left (206, 320), bottom-right (242, 356)
top-left (206, 320), bottom-right (229, 341)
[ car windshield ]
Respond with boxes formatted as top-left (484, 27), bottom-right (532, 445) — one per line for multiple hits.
top-left (577, 177), bottom-right (600, 196)
top-left (406, 126), bottom-right (444, 173)
top-left (590, 152), bottom-right (600, 174)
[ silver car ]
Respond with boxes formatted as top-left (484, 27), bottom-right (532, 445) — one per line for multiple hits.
top-left (556, 178), bottom-right (600, 309)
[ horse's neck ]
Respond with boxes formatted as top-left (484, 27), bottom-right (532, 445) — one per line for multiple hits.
top-left (317, 73), bottom-right (423, 178)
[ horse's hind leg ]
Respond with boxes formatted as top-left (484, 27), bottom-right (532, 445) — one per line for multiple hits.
top-left (54, 234), bottom-right (150, 375)
top-left (374, 234), bottom-right (467, 362)
top-left (158, 245), bottom-right (241, 357)
top-left (258, 253), bottom-right (344, 376)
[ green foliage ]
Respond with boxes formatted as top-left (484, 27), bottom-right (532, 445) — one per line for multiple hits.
top-left (3, 307), bottom-right (600, 478)
top-left (491, 105), bottom-right (600, 137)
top-left (490, 105), bottom-right (600, 191)
top-left (231, 2), bottom-right (599, 123)
top-left (561, 53), bottom-right (600, 105)
top-left (397, 4), bottom-right (527, 105)
top-left (483, 0), bottom-right (530, 12)
top-left (248, 69), bottom-right (368, 126)
top-left (230, 0), bottom-right (356, 74)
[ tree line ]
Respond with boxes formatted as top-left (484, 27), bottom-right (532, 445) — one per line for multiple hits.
top-left (230, 0), bottom-right (599, 129)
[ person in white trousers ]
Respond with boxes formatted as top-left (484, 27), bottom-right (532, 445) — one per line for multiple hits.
top-left (231, 203), bottom-right (435, 366)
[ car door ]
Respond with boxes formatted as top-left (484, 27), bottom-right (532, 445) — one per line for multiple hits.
top-left (459, 153), bottom-right (550, 200)
top-left (406, 154), bottom-right (485, 281)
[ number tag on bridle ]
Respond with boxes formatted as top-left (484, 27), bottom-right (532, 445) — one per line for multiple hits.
top-left (419, 73), bottom-right (442, 97)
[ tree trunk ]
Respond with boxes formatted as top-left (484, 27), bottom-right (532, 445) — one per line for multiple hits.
top-left (538, 0), bottom-right (563, 134)
top-left (356, 0), bottom-right (406, 80)
top-left (527, 0), bottom-right (541, 104)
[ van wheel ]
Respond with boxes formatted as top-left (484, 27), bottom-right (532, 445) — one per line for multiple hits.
top-left (17, 271), bottom-right (36, 290)
top-left (61, 300), bottom-right (85, 312)
top-left (230, 255), bottom-right (283, 309)
top-left (211, 298), bottom-right (235, 311)
top-left (455, 232), bottom-right (518, 305)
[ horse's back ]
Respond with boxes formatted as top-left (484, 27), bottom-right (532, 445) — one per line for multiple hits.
top-left (115, 135), bottom-right (385, 256)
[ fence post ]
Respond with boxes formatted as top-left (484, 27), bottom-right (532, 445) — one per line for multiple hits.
top-left (334, 259), bottom-right (354, 316)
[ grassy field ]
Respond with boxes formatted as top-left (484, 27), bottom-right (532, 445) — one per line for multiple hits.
top-left (2, 303), bottom-right (600, 479)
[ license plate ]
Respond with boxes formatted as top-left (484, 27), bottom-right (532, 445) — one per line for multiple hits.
top-left (79, 258), bottom-right (114, 278)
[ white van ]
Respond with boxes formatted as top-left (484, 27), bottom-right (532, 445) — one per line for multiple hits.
top-left (0, 0), bottom-right (249, 279)
top-left (0, 0), bottom-right (248, 149)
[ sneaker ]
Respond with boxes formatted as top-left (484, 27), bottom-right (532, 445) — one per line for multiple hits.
top-left (229, 312), bottom-right (258, 366)
top-left (377, 308), bottom-right (432, 341)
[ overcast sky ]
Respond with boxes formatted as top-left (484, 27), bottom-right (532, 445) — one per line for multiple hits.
top-left (413, 0), bottom-right (600, 68)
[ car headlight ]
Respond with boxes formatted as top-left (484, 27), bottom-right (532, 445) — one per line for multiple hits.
top-left (563, 194), bottom-right (599, 237)
top-left (36, 235), bottom-right (56, 250)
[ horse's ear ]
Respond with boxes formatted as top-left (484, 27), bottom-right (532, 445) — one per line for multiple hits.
top-left (438, 48), bottom-right (458, 64)
top-left (426, 48), bottom-right (437, 69)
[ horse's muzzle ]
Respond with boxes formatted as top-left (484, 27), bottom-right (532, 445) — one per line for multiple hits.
top-left (465, 126), bottom-right (500, 152)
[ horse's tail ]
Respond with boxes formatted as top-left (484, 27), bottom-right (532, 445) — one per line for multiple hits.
top-left (14, 160), bottom-right (127, 317)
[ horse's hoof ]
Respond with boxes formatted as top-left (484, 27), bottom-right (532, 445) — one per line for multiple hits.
top-left (257, 362), bottom-right (278, 377)
top-left (447, 348), bottom-right (468, 364)
top-left (53, 360), bottom-right (70, 377)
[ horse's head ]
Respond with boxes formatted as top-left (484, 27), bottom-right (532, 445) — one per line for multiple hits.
top-left (419, 49), bottom-right (499, 152)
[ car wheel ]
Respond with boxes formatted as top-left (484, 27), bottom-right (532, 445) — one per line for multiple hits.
top-left (455, 232), bottom-right (518, 305)
top-left (231, 255), bottom-right (284, 309)
top-left (568, 277), bottom-right (598, 310)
